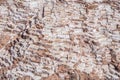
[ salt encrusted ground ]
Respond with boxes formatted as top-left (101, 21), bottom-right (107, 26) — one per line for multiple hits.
top-left (0, 0), bottom-right (120, 80)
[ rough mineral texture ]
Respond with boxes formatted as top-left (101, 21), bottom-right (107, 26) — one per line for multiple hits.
top-left (0, 0), bottom-right (120, 80)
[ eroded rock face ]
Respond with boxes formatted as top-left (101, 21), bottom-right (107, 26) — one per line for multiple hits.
top-left (43, 65), bottom-right (101, 80)
top-left (0, 0), bottom-right (120, 80)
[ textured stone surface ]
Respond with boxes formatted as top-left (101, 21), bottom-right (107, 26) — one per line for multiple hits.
top-left (0, 0), bottom-right (120, 80)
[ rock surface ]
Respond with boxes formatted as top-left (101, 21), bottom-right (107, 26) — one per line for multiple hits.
top-left (0, 0), bottom-right (120, 80)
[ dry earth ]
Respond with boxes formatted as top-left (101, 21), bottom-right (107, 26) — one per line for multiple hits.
top-left (0, 0), bottom-right (120, 80)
